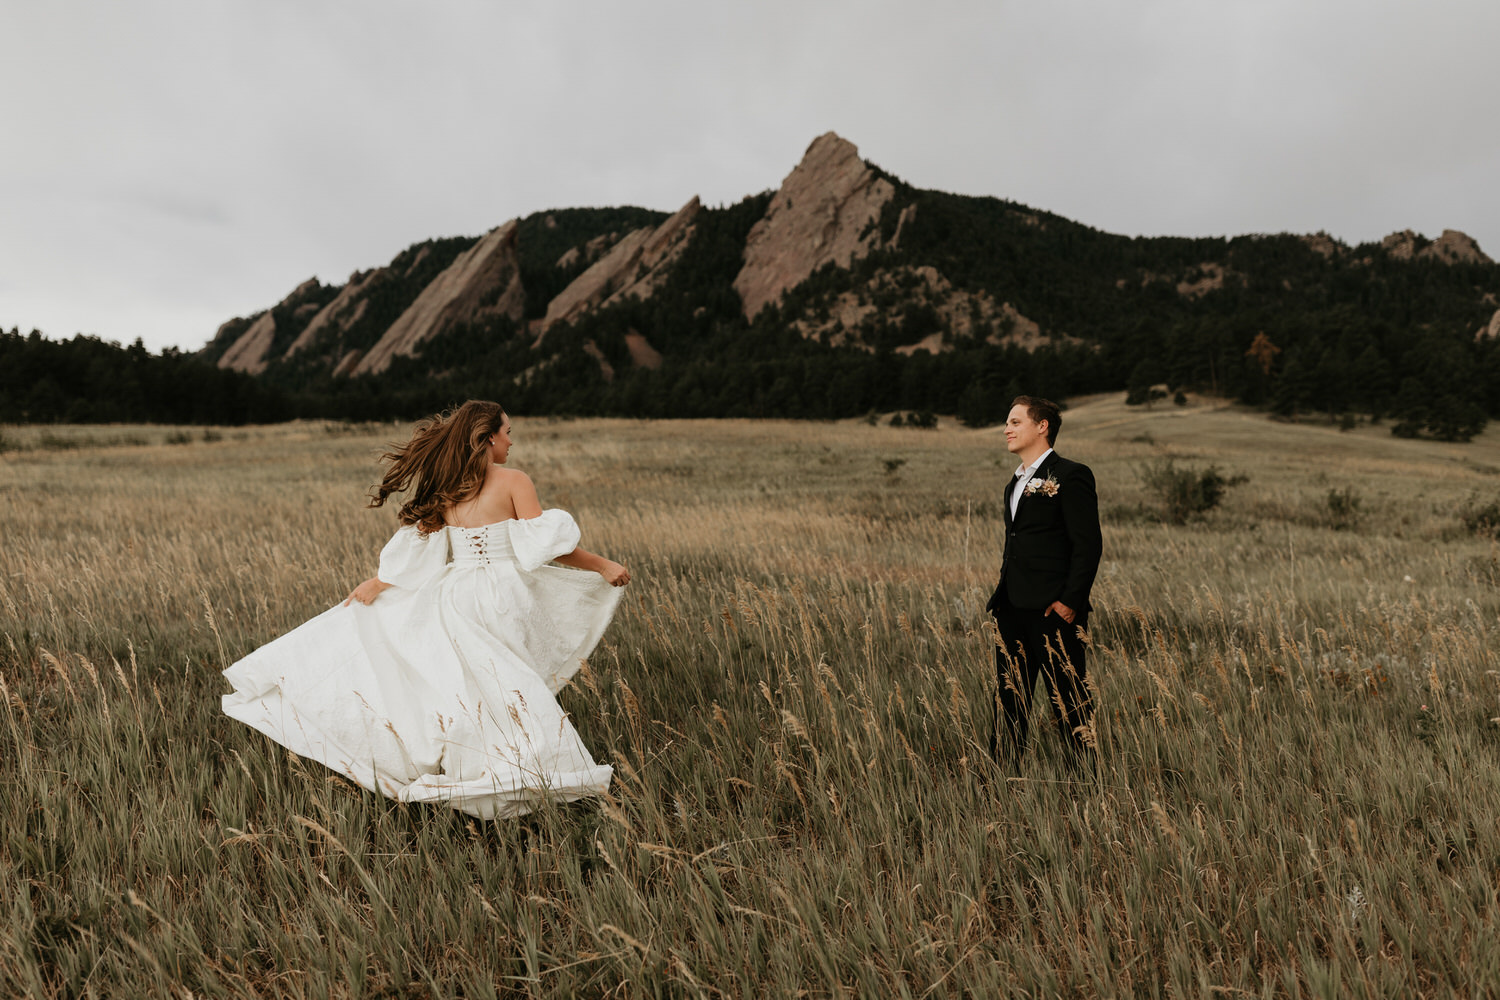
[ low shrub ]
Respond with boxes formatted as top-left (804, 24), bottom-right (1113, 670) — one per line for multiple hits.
top-left (1325, 486), bottom-right (1363, 531)
top-left (1139, 459), bottom-right (1247, 524)
top-left (1460, 497), bottom-right (1500, 539)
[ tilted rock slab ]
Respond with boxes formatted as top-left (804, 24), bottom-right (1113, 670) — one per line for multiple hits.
top-left (215, 310), bottom-right (277, 374)
top-left (623, 329), bottom-right (663, 369)
top-left (352, 221), bottom-right (525, 376)
top-left (541, 197), bottom-right (701, 335)
top-left (287, 243), bottom-right (454, 362)
top-left (285, 269), bottom-right (380, 357)
top-left (1477, 308), bottom-right (1500, 342)
top-left (733, 132), bottom-right (895, 321)
top-left (216, 277), bottom-right (323, 374)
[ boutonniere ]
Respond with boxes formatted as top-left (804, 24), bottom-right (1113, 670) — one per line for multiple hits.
top-left (1023, 475), bottom-right (1060, 497)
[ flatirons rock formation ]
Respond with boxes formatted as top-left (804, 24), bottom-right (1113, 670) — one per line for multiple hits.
top-left (1479, 308), bottom-right (1500, 341)
top-left (201, 131), bottom-right (1499, 409)
top-left (733, 132), bottom-right (895, 320)
top-left (215, 278), bottom-right (325, 374)
top-left (353, 221), bottom-right (525, 375)
top-left (541, 197), bottom-right (701, 335)
top-left (285, 269), bottom-right (380, 359)
top-left (215, 310), bottom-right (278, 375)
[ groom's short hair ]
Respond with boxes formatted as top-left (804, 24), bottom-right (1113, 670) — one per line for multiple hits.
top-left (1012, 395), bottom-right (1061, 446)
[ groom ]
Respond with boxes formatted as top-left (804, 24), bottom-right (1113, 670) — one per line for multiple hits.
top-left (986, 396), bottom-right (1102, 770)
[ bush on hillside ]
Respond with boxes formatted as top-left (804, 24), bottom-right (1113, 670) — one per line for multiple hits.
top-left (1140, 459), bottom-right (1247, 524)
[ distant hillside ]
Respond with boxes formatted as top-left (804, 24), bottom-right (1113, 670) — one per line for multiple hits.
top-left (11, 133), bottom-right (1500, 435)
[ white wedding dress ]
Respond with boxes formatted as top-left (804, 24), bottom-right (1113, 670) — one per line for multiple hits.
top-left (222, 510), bottom-right (621, 820)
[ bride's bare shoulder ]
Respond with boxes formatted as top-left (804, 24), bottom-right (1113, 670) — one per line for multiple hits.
top-left (486, 466), bottom-right (534, 488)
top-left (484, 465), bottom-right (538, 502)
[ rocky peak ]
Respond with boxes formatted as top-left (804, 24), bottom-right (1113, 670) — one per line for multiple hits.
top-left (733, 132), bottom-right (896, 320)
top-left (352, 221), bottom-right (525, 376)
top-left (1427, 229), bottom-right (1491, 265)
top-left (1381, 230), bottom-right (1421, 259)
top-left (1381, 229), bottom-right (1492, 265)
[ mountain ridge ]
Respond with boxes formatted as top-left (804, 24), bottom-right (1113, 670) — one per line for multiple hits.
top-left (186, 131), bottom-right (1500, 438)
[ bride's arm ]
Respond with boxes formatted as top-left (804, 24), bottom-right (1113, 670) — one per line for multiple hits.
top-left (346, 520), bottom-right (449, 605)
top-left (554, 547), bottom-right (630, 585)
top-left (510, 472), bottom-right (630, 586)
top-left (344, 576), bottom-right (392, 605)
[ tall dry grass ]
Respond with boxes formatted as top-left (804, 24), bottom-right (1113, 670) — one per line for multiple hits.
top-left (3, 397), bottom-right (1500, 997)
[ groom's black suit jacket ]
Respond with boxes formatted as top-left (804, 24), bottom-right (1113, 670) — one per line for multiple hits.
top-left (987, 452), bottom-right (1103, 615)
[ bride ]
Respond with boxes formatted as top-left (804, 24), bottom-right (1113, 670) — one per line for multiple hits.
top-left (222, 401), bottom-right (630, 819)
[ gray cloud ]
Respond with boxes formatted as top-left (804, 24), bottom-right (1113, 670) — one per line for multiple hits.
top-left (3, 0), bottom-right (1496, 352)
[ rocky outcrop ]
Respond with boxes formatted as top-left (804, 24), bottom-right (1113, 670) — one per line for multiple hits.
top-left (1303, 232), bottom-right (1343, 258)
top-left (1477, 308), bottom-right (1500, 342)
top-left (556, 232), bottom-right (625, 270)
top-left (1381, 230), bottom-right (1420, 260)
top-left (733, 132), bottom-right (896, 320)
top-left (623, 330), bottom-right (663, 369)
top-left (890, 204), bottom-right (918, 247)
top-left (541, 198), bottom-right (701, 334)
top-left (352, 221), bottom-right (525, 376)
top-left (1176, 263), bottom-right (1233, 299)
top-left (1427, 229), bottom-right (1491, 264)
top-left (287, 241), bottom-right (473, 361)
top-left (1117, 264), bottom-right (1241, 298)
top-left (792, 265), bottom-right (1051, 354)
top-left (1381, 229), bottom-right (1492, 265)
top-left (332, 349), bottom-right (364, 377)
top-left (582, 340), bottom-right (614, 381)
top-left (216, 278), bottom-right (326, 373)
top-left (286, 269), bottom-right (377, 357)
top-left (216, 311), bottom-right (277, 374)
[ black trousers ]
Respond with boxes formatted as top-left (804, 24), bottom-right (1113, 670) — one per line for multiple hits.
top-left (991, 603), bottom-right (1093, 766)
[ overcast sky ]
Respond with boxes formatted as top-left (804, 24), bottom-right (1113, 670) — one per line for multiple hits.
top-left (4, 0), bottom-right (1497, 353)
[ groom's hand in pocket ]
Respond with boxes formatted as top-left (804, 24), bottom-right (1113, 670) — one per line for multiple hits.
top-left (1044, 601), bottom-right (1076, 624)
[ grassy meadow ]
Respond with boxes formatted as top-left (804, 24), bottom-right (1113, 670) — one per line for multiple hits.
top-left (3, 395), bottom-right (1500, 997)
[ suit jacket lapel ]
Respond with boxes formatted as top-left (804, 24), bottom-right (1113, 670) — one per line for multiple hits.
top-left (1013, 453), bottom-right (1056, 520)
top-left (1003, 475), bottom-right (1016, 527)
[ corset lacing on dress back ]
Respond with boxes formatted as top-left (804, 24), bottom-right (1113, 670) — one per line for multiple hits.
top-left (448, 522), bottom-right (516, 567)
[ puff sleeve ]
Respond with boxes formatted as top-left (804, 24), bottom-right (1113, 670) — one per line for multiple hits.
top-left (376, 525), bottom-right (452, 590)
top-left (505, 509), bottom-right (582, 572)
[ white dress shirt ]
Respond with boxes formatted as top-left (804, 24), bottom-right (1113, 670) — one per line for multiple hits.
top-left (1010, 448), bottom-right (1054, 520)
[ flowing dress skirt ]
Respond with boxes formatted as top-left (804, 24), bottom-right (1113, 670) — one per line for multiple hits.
top-left (222, 511), bottom-right (621, 819)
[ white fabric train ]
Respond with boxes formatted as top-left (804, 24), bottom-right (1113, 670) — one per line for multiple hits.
top-left (222, 509), bottom-right (620, 819)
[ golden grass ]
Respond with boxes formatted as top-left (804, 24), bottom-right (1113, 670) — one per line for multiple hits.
top-left (4, 395), bottom-right (1500, 997)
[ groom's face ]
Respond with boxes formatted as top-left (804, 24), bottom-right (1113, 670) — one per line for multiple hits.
top-left (1004, 404), bottom-right (1048, 456)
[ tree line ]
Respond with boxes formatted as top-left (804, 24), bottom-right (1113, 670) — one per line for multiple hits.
top-left (1, 329), bottom-right (286, 424)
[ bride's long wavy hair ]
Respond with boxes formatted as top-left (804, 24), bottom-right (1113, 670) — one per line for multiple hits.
top-left (368, 400), bottom-right (506, 534)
